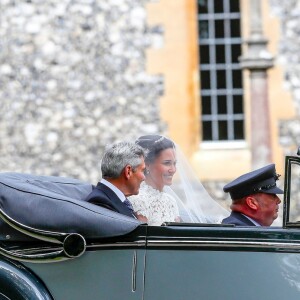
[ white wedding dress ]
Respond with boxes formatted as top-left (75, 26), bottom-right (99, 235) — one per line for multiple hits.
top-left (129, 182), bottom-right (179, 226)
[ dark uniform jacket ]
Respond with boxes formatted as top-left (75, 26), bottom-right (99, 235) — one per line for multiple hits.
top-left (222, 211), bottom-right (257, 226)
top-left (85, 182), bottom-right (135, 218)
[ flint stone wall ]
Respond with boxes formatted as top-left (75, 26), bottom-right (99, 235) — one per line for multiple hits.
top-left (0, 0), bottom-right (164, 183)
top-left (270, 0), bottom-right (300, 154)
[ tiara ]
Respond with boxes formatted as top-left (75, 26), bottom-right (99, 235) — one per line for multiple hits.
top-left (154, 136), bottom-right (165, 144)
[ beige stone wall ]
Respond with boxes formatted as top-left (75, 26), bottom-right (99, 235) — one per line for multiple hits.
top-left (146, 0), bottom-right (200, 156)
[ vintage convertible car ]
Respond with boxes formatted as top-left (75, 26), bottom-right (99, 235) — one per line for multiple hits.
top-left (0, 153), bottom-right (300, 300)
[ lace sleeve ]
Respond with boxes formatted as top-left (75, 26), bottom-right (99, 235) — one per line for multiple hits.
top-left (129, 183), bottom-right (180, 226)
top-left (129, 194), bottom-right (152, 219)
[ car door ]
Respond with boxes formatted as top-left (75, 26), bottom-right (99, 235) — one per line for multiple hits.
top-left (22, 226), bottom-right (147, 300)
top-left (143, 225), bottom-right (300, 300)
top-left (24, 248), bottom-right (146, 300)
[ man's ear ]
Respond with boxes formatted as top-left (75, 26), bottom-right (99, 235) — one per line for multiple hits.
top-left (245, 195), bottom-right (259, 211)
top-left (124, 165), bottom-right (132, 180)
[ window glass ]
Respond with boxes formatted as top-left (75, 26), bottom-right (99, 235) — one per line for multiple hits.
top-left (288, 162), bottom-right (300, 223)
top-left (200, 45), bottom-right (210, 64)
top-left (198, 0), bottom-right (209, 14)
top-left (231, 19), bottom-right (241, 38)
top-left (199, 20), bottom-right (209, 39)
top-left (234, 120), bottom-right (244, 139)
top-left (214, 0), bottom-right (224, 13)
top-left (202, 96), bottom-right (212, 114)
top-left (218, 120), bottom-right (228, 140)
top-left (201, 71), bottom-right (211, 89)
top-left (231, 44), bottom-right (241, 63)
top-left (203, 121), bottom-right (212, 140)
top-left (232, 69), bottom-right (242, 88)
top-left (230, 0), bottom-right (240, 13)
top-left (217, 95), bottom-right (227, 114)
top-left (216, 45), bottom-right (225, 63)
top-left (233, 95), bottom-right (243, 113)
top-left (215, 20), bottom-right (224, 38)
top-left (217, 70), bottom-right (226, 89)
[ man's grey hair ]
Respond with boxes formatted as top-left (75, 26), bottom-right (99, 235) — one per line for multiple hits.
top-left (101, 141), bottom-right (146, 178)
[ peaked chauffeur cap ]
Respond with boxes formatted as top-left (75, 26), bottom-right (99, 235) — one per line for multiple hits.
top-left (223, 164), bottom-right (284, 200)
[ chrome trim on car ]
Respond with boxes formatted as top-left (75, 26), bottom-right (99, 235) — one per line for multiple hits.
top-left (0, 209), bottom-right (86, 262)
top-left (87, 240), bottom-right (146, 249)
top-left (81, 237), bottom-right (300, 252)
top-left (132, 250), bottom-right (137, 292)
top-left (146, 239), bottom-right (300, 251)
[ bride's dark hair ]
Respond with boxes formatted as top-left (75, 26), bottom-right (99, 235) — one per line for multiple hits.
top-left (135, 135), bottom-right (175, 164)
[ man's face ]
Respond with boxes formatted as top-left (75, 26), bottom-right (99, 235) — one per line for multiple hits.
top-left (255, 193), bottom-right (281, 226)
top-left (127, 158), bottom-right (146, 196)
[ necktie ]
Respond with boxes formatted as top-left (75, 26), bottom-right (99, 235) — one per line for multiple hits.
top-left (124, 198), bottom-right (134, 214)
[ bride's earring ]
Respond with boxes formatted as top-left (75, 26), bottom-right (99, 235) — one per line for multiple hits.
top-left (145, 169), bottom-right (150, 175)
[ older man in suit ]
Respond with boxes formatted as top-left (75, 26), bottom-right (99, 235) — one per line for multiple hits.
top-left (222, 164), bottom-right (283, 226)
top-left (85, 141), bottom-right (146, 218)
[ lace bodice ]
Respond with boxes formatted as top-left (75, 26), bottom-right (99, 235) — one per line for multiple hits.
top-left (129, 182), bottom-right (179, 226)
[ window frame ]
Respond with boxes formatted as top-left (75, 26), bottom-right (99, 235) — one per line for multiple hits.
top-left (198, 0), bottom-right (244, 142)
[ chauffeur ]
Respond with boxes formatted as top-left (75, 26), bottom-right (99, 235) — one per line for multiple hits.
top-left (222, 164), bottom-right (283, 226)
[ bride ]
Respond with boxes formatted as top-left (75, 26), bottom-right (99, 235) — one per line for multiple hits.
top-left (129, 135), bottom-right (180, 225)
top-left (129, 135), bottom-right (229, 226)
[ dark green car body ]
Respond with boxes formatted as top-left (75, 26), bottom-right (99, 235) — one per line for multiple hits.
top-left (0, 154), bottom-right (300, 300)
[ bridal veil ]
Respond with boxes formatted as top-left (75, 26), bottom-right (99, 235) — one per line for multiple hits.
top-left (134, 135), bottom-right (229, 224)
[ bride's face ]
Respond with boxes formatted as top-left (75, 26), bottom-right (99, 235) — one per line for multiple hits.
top-left (146, 148), bottom-right (177, 191)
